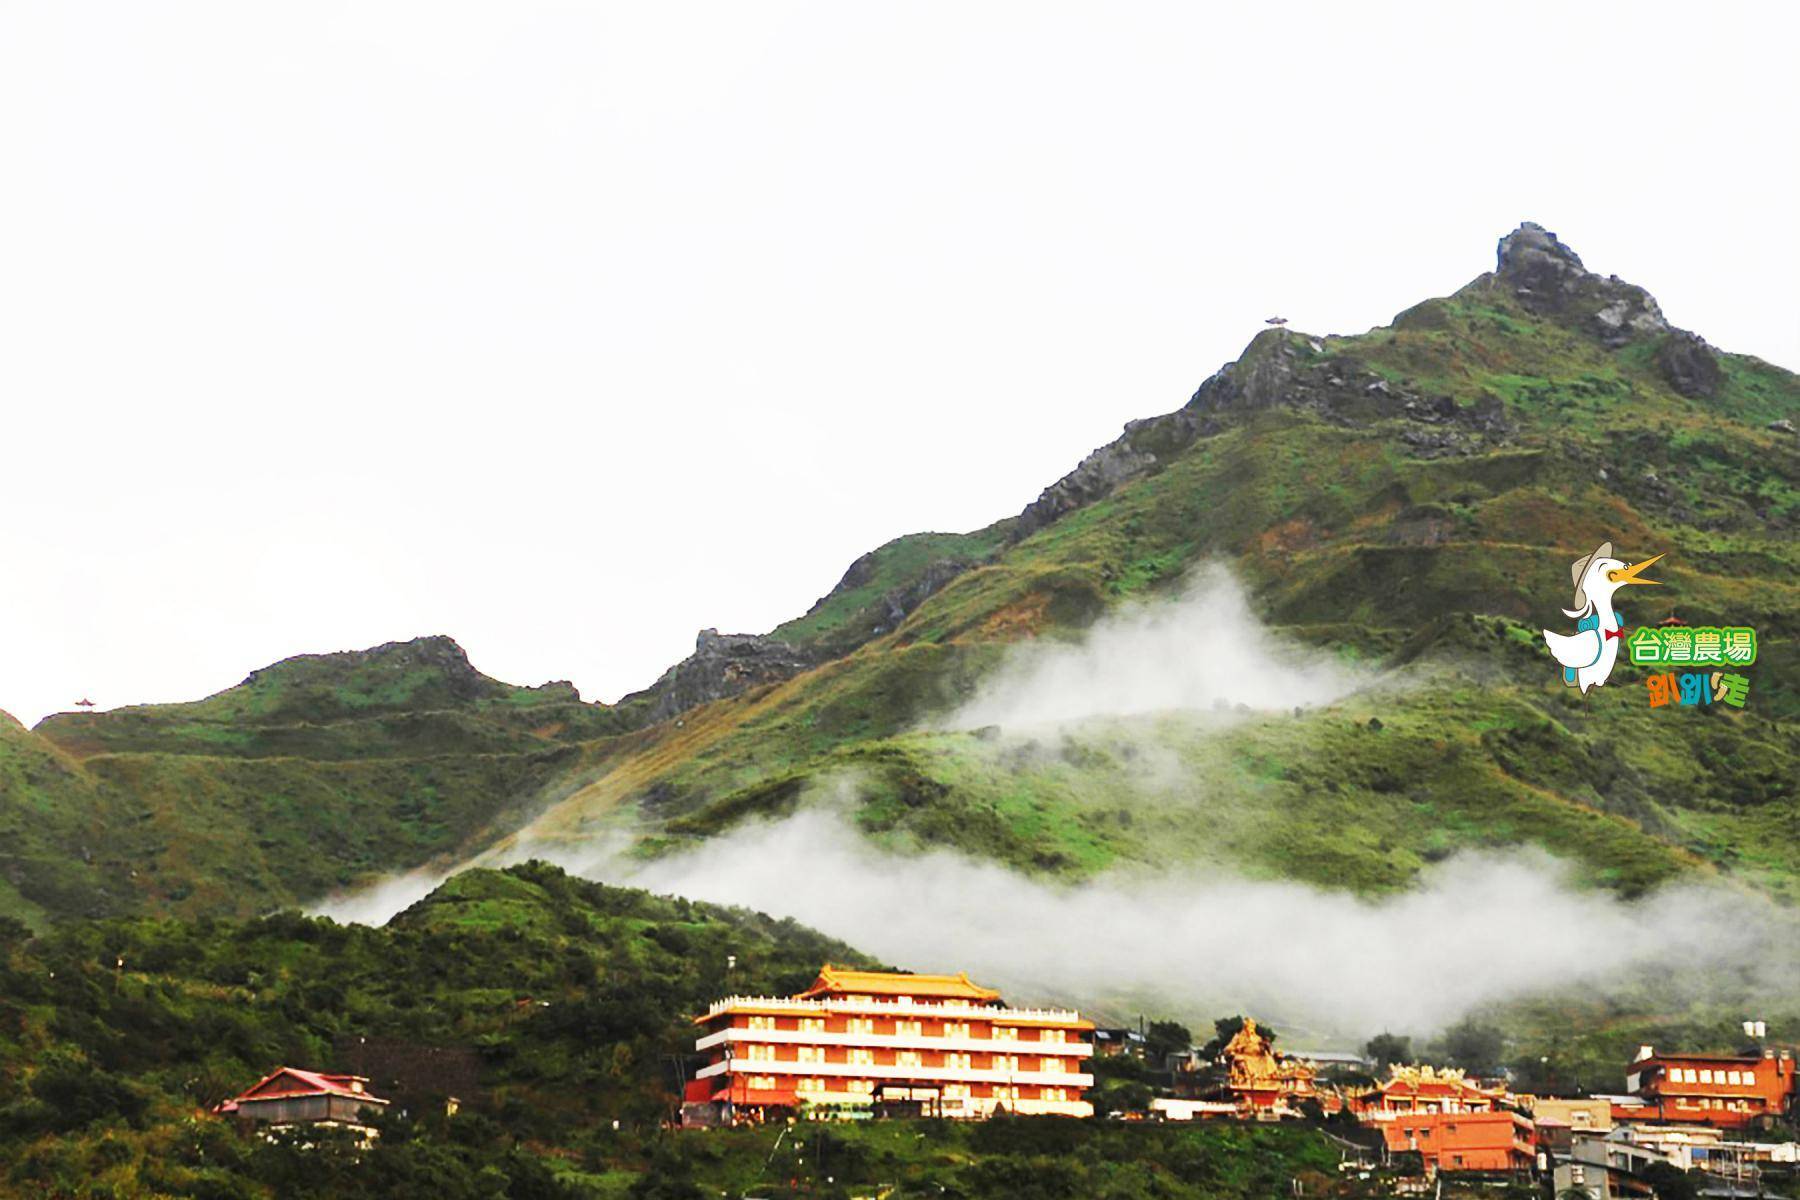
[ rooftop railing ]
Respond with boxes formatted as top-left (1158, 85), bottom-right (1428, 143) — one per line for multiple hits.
top-left (700, 994), bottom-right (1087, 1022)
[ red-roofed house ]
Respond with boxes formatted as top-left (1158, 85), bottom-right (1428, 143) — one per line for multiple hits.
top-left (215, 1067), bottom-right (390, 1135)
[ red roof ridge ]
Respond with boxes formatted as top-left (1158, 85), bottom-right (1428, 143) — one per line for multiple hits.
top-left (215, 1065), bottom-right (387, 1111)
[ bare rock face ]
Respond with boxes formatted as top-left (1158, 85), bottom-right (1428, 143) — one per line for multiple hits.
top-left (621, 629), bottom-right (817, 722)
top-left (870, 558), bottom-right (972, 633)
top-left (1014, 328), bottom-right (1326, 537)
top-left (1015, 420), bottom-right (1186, 536)
top-left (1012, 322), bottom-right (1525, 536)
top-left (1653, 330), bottom-right (1725, 399)
top-left (1487, 222), bottom-right (1669, 347)
top-left (798, 548), bottom-right (980, 645)
top-left (1493, 221), bottom-right (1587, 293)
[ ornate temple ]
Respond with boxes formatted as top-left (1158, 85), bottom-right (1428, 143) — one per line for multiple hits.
top-left (1193, 1018), bottom-right (1322, 1116)
top-left (1349, 1063), bottom-right (1513, 1117)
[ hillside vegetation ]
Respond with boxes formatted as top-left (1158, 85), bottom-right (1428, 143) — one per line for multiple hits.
top-left (0, 862), bottom-right (1382, 1200)
top-left (505, 224), bottom-right (1799, 904)
top-left (5, 223), bottom-right (1796, 932)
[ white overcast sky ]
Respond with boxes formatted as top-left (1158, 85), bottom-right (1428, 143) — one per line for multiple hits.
top-left (2, 2), bottom-right (1796, 727)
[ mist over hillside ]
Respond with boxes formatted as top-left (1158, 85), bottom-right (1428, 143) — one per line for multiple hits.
top-left (10, 225), bottom-right (1798, 1065)
top-left (311, 568), bottom-right (1798, 1045)
top-left (550, 809), bottom-right (1792, 1038)
top-left (936, 566), bottom-right (1362, 731)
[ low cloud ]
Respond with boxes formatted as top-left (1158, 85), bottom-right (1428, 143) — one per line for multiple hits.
top-left (533, 809), bottom-right (1787, 1040)
top-left (309, 566), bottom-right (1791, 1041)
top-left (309, 865), bottom-right (454, 927)
top-left (937, 566), bottom-right (1360, 732)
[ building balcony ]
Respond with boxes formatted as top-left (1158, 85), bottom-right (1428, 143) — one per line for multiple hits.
top-left (695, 1026), bottom-right (1092, 1058)
top-left (700, 994), bottom-right (1089, 1026)
top-left (694, 1059), bottom-right (1094, 1089)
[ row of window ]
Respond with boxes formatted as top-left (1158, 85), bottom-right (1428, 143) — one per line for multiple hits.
top-left (1378, 1099), bottom-right (1493, 1113)
top-left (741, 1014), bottom-right (1069, 1042)
top-left (738, 1044), bottom-right (1070, 1073)
top-left (1662, 1066), bottom-right (1759, 1087)
top-left (1670, 1097), bottom-right (1757, 1112)
top-left (737, 1076), bottom-right (1077, 1103)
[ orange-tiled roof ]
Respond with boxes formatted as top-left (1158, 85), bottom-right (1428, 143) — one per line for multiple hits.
top-left (795, 965), bottom-right (1002, 1002)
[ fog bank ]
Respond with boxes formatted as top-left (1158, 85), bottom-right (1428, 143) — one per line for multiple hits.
top-left (536, 809), bottom-right (1782, 1036)
top-left (938, 566), bottom-right (1360, 732)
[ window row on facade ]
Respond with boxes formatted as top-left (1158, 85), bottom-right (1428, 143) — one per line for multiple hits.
top-left (1662, 1066), bottom-right (1759, 1087)
top-left (737, 1014), bottom-right (1075, 1042)
top-left (736, 1076), bottom-right (1078, 1104)
top-left (734, 1044), bottom-right (1080, 1073)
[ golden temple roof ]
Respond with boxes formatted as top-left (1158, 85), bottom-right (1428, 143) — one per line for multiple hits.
top-left (795, 965), bottom-right (1002, 1003)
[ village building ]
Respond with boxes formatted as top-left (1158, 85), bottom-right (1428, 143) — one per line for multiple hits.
top-left (1348, 1063), bottom-right (1513, 1120)
top-left (1620, 1046), bottom-right (1796, 1129)
top-left (1379, 1108), bottom-right (1537, 1175)
top-left (1092, 1026), bottom-right (1149, 1058)
top-left (1554, 1124), bottom-right (1800, 1200)
top-left (1527, 1095), bottom-right (1613, 1155)
top-left (1150, 1096), bottom-right (1240, 1122)
top-left (1553, 1132), bottom-right (1670, 1200)
top-left (215, 1067), bottom-right (390, 1138)
top-left (685, 965), bottom-right (1093, 1123)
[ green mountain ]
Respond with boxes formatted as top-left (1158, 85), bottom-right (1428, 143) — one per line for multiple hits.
top-left (3, 639), bottom-right (637, 925)
top-left (501, 223), bottom-right (1800, 903)
top-left (5, 223), bottom-right (1797, 932)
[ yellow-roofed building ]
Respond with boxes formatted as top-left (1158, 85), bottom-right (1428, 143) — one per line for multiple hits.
top-left (687, 965), bottom-right (1094, 1121)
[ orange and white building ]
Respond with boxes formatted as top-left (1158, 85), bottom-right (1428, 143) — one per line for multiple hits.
top-left (1620, 1046), bottom-right (1796, 1129)
top-left (1378, 1109), bottom-right (1537, 1174)
top-left (688, 965), bottom-right (1094, 1120)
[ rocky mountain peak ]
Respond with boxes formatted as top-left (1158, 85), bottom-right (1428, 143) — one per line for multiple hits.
top-left (1477, 221), bottom-right (1670, 349)
top-left (1495, 221), bottom-right (1587, 288)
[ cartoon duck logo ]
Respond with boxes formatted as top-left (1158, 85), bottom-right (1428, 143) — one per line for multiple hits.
top-left (1542, 541), bottom-right (1663, 693)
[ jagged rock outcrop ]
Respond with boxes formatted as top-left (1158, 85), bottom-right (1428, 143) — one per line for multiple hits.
top-left (1654, 330), bottom-right (1725, 400)
top-left (1473, 221), bottom-right (1670, 348)
top-left (1015, 414), bottom-right (1194, 536)
top-left (622, 629), bottom-right (817, 722)
top-left (1014, 327), bottom-right (1326, 536)
top-left (870, 558), bottom-right (971, 633)
top-left (799, 549), bottom-right (980, 644)
top-left (1014, 321), bottom-right (1523, 536)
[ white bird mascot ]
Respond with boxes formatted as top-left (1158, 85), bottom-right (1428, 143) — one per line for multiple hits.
top-left (1542, 542), bottom-right (1662, 693)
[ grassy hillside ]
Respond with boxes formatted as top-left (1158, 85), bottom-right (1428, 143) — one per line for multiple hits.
top-left (7, 224), bottom-right (1797, 931)
top-left (506, 228), bottom-right (1799, 906)
top-left (0, 863), bottom-right (1384, 1200)
top-left (0, 640), bottom-right (645, 927)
